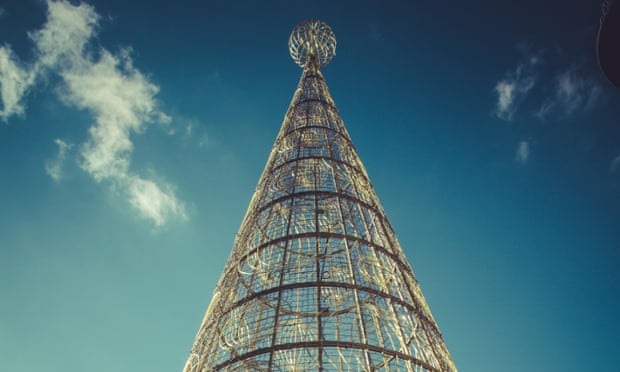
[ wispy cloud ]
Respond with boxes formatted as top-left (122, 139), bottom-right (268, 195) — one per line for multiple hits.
top-left (0, 0), bottom-right (186, 226)
top-left (185, 121), bottom-right (194, 137)
top-left (515, 140), bottom-right (531, 164)
top-left (177, 117), bottom-right (210, 148)
top-left (0, 8), bottom-right (5, 18)
top-left (536, 68), bottom-right (602, 119)
top-left (493, 45), bottom-right (608, 165)
top-left (199, 134), bottom-right (209, 148)
top-left (45, 138), bottom-right (73, 181)
top-left (493, 56), bottom-right (539, 121)
top-left (189, 124), bottom-right (210, 148)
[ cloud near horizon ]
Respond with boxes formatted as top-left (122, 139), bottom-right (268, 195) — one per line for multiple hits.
top-left (0, 0), bottom-right (186, 226)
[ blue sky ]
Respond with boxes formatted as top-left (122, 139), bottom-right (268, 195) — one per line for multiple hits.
top-left (1, 0), bottom-right (619, 371)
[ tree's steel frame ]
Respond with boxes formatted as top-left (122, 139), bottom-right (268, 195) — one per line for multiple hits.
top-left (184, 20), bottom-right (456, 372)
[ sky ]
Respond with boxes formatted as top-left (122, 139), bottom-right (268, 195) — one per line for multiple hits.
top-left (0, 0), bottom-right (619, 371)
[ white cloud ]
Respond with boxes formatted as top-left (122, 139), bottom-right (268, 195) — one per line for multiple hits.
top-left (1, 0), bottom-right (97, 121)
top-left (126, 176), bottom-right (186, 226)
top-left (493, 59), bottom-right (538, 121)
top-left (0, 0), bottom-right (186, 226)
top-left (536, 68), bottom-right (601, 119)
top-left (0, 8), bottom-right (5, 17)
top-left (516, 140), bottom-right (530, 164)
top-left (178, 117), bottom-right (210, 148)
top-left (62, 49), bottom-right (166, 178)
top-left (495, 81), bottom-right (515, 116)
top-left (29, 0), bottom-right (98, 70)
top-left (556, 70), bottom-right (599, 113)
top-left (45, 138), bottom-right (73, 181)
top-left (0, 47), bottom-right (34, 121)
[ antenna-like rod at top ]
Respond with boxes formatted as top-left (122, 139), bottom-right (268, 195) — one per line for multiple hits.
top-left (289, 19), bottom-right (336, 69)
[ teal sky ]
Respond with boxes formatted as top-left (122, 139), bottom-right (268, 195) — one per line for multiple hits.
top-left (1, 0), bottom-right (619, 371)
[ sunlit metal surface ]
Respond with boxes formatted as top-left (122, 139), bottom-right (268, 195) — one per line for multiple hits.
top-left (184, 20), bottom-right (456, 372)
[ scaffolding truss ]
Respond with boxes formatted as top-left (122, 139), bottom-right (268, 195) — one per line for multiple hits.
top-left (184, 20), bottom-right (456, 372)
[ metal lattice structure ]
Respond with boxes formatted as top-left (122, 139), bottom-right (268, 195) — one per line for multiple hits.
top-left (184, 20), bottom-right (456, 372)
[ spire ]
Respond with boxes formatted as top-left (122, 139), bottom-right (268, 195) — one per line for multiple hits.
top-left (183, 20), bottom-right (456, 371)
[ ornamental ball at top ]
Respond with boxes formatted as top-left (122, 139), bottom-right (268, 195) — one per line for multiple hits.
top-left (289, 20), bottom-right (337, 68)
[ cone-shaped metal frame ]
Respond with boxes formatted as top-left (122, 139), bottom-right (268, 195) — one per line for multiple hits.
top-left (184, 23), bottom-right (456, 372)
